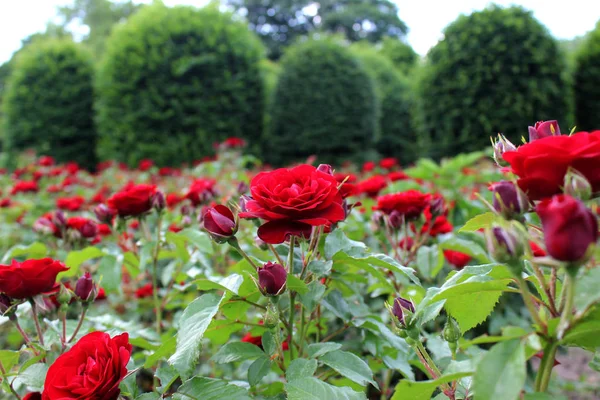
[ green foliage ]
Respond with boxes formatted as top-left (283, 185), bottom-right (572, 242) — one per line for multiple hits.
top-left (351, 43), bottom-right (419, 163)
top-left (96, 4), bottom-right (265, 166)
top-left (574, 21), bottom-right (600, 131)
top-left (3, 39), bottom-right (96, 168)
top-left (417, 5), bottom-right (570, 158)
top-left (267, 39), bottom-right (377, 165)
top-left (379, 37), bottom-right (418, 75)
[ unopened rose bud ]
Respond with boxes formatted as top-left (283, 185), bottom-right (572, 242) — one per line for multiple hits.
top-left (54, 210), bottom-right (67, 228)
top-left (258, 262), bottom-right (287, 296)
top-left (94, 204), bottom-right (115, 224)
top-left (0, 294), bottom-right (12, 315)
top-left (491, 181), bottom-right (529, 219)
top-left (263, 302), bottom-right (279, 328)
top-left (237, 181), bottom-right (249, 195)
top-left (317, 164), bottom-right (333, 176)
top-left (442, 317), bottom-right (461, 343)
top-left (388, 211), bottom-right (403, 229)
top-left (486, 226), bottom-right (524, 266)
top-left (152, 191), bottom-right (166, 212)
top-left (202, 205), bottom-right (238, 242)
top-left (392, 297), bottom-right (415, 327)
top-left (429, 197), bottom-right (446, 218)
top-left (564, 169), bottom-right (592, 201)
top-left (528, 120), bottom-right (561, 142)
top-left (492, 134), bottom-right (516, 167)
top-left (57, 284), bottom-right (72, 305)
top-left (80, 220), bottom-right (98, 238)
top-left (75, 272), bottom-right (95, 302)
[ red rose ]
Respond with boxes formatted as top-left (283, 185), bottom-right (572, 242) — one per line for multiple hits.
top-left (138, 159), bottom-right (154, 171)
top-left (239, 164), bottom-right (345, 244)
top-left (388, 171), bottom-right (409, 182)
top-left (56, 195), bottom-right (86, 211)
top-left (443, 250), bottom-right (472, 270)
top-left (362, 161), bottom-right (376, 172)
top-left (356, 175), bottom-right (387, 198)
top-left (107, 184), bottom-right (156, 217)
top-left (375, 190), bottom-right (431, 219)
top-left (203, 205), bottom-right (237, 241)
top-left (530, 241), bottom-right (546, 257)
top-left (241, 332), bottom-right (263, 347)
top-left (38, 155), bottom-right (55, 167)
top-left (334, 173), bottom-right (357, 198)
top-left (379, 157), bottom-right (399, 170)
top-left (166, 193), bottom-right (184, 208)
top-left (67, 217), bottom-right (98, 238)
top-left (42, 332), bottom-right (132, 400)
top-left (503, 131), bottom-right (600, 200)
top-left (0, 258), bottom-right (68, 299)
top-left (186, 179), bottom-right (216, 207)
top-left (536, 194), bottom-right (598, 262)
top-left (11, 180), bottom-right (39, 195)
top-left (135, 283), bottom-right (154, 298)
top-left (0, 198), bottom-right (11, 208)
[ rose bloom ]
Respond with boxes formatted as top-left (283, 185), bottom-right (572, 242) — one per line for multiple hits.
top-left (138, 159), bottom-right (154, 171)
top-left (42, 332), bottom-right (132, 400)
top-left (503, 131), bottom-right (600, 200)
top-left (56, 195), bottom-right (86, 211)
top-left (38, 155), bottom-right (55, 167)
top-left (388, 171), bottom-right (409, 182)
top-left (186, 178), bottom-right (216, 207)
top-left (239, 164), bottom-right (345, 244)
top-left (443, 250), bottom-right (472, 270)
top-left (375, 190), bottom-right (431, 219)
top-left (356, 175), bottom-right (387, 198)
top-left (0, 258), bottom-right (68, 299)
top-left (11, 180), bottom-right (39, 195)
top-left (135, 283), bottom-right (154, 298)
top-left (67, 217), bottom-right (98, 238)
top-left (166, 193), bottom-right (184, 208)
top-left (379, 157), bottom-right (399, 170)
top-left (107, 184), bottom-right (157, 217)
top-left (334, 172), bottom-right (357, 198)
top-left (362, 161), bottom-right (376, 172)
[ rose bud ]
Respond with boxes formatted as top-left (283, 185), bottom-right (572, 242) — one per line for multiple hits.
top-left (152, 191), bottom-right (166, 212)
top-left (388, 210), bottom-right (403, 229)
top-left (486, 226), bottom-right (524, 265)
top-left (202, 205), bottom-right (238, 242)
top-left (492, 134), bottom-right (516, 167)
top-left (392, 297), bottom-right (415, 327)
top-left (237, 181), bottom-right (249, 195)
top-left (316, 164), bottom-right (334, 176)
top-left (94, 204), bottom-right (116, 224)
top-left (75, 272), bottom-right (96, 302)
top-left (258, 262), bottom-right (287, 296)
top-left (491, 181), bottom-right (529, 219)
top-left (56, 284), bottom-right (73, 305)
top-left (0, 294), bottom-right (12, 315)
top-left (54, 210), bottom-right (67, 229)
top-left (80, 220), bottom-right (98, 238)
top-left (33, 217), bottom-right (56, 235)
top-left (442, 316), bottom-right (461, 343)
top-left (180, 205), bottom-right (192, 216)
top-left (528, 120), bottom-right (561, 142)
top-left (429, 197), bottom-right (446, 219)
top-left (239, 195), bottom-right (252, 213)
top-left (536, 195), bottom-right (598, 263)
top-left (564, 169), bottom-right (592, 201)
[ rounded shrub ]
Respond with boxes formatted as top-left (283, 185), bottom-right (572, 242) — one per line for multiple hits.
top-left (96, 4), bottom-right (265, 166)
top-left (3, 39), bottom-right (96, 168)
top-left (379, 37), bottom-right (418, 75)
top-left (351, 43), bottom-right (418, 163)
top-left (417, 5), bottom-right (570, 158)
top-left (574, 21), bottom-right (600, 131)
top-left (268, 39), bottom-right (377, 165)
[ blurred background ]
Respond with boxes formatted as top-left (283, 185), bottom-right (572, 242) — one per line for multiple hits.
top-left (0, 0), bottom-right (598, 169)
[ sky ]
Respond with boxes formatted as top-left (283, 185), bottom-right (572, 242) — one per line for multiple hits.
top-left (0, 0), bottom-right (598, 63)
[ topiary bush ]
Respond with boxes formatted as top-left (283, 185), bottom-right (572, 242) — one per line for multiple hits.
top-left (351, 43), bottom-right (419, 163)
top-left (267, 39), bottom-right (377, 165)
top-left (3, 40), bottom-right (96, 168)
top-left (379, 37), bottom-right (418, 75)
top-left (574, 21), bottom-right (600, 132)
top-left (417, 5), bottom-right (570, 159)
top-left (96, 4), bottom-right (265, 166)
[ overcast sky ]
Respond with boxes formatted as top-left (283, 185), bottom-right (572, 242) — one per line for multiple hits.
top-left (0, 0), bottom-right (598, 63)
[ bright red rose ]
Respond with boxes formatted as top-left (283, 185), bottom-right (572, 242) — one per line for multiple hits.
top-left (375, 190), bottom-right (431, 219)
top-left (362, 161), bottom-right (376, 172)
top-left (65, 162), bottom-right (79, 175)
top-left (0, 198), bottom-right (11, 208)
top-left (239, 164), bottom-right (345, 244)
top-left (135, 283), bottom-right (154, 298)
top-left (11, 180), bottom-right (39, 195)
top-left (186, 179), bottom-right (216, 207)
top-left (138, 159), bottom-right (154, 171)
top-left (379, 157), bottom-right (399, 170)
top-left (38, 155), bottom-right (55, 167)
top-left (67, 217), bottom-right (98, 238)
top-left (219, 137), bottom-right (246, 149)
top-left (388, 171), bottom-right (409, 182)
top-left (536, 194), bottom-right (598, 262)
top-left (0, 258), bottom-right (68, 299)
top-left (56, 195), bottom-right (86, 211)
top-left (503, 131), bottom-right (600, 200)
top-left (166, 193), bottom-right (184, 208)
top-left (169, 223), bottom-right (183, 233)
top-left (356, 175), bottom-right (387, 198)
top-left (42, 332), bottom-right (132, 400)
top-left (107, 184), bottom-right (157, 217)
top-left (241, 332), bottom-right (263, 347)
top-left (443, 250), bottom-right (472, 270)
top-left (530, 241), bottom-right (546, 257)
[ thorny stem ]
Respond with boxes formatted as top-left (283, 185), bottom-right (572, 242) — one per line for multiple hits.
top-left (267, 243), bottom-right (285, 266)
top-left (30, 301), bottom-right (45, 347)
top-left (68, 306), bottom-right (88, 343)
top-left (515, 276), bottom-right (546, 333)
top-left (11, 316), bottom-right (39, 356)
top-left (415, 341), bottom-right (454, 398)
top-left (531, 262), bottom-right (558, 316)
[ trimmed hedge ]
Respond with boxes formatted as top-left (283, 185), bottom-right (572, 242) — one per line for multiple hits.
top-left (574, 21), bottom-right (600, 131)
top-left (379, 37), bottom-right (418, 75)
top-left (351, 44), bottom-right (418, 163)
top-left (268, 39), bottom-right (377, 165)
top-left (417, 5), bottom-right (570, 158)
top-left (96, 4), bottom-right (265, 166)
top-left (3, 40), bottom-right (96, 168)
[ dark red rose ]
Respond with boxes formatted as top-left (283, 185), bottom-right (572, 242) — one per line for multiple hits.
top-left (24, 393), bottom-right (42, 400)
top-left (67, 217), bottom-right (98, 238)
top-left (392, 297), bottom-right (414, 326)
top-left (75, 272), bottom-right (96, 302)
top-left (503, 131), bottom-right (600, 200)
top-left (443, 250), bottom-right (472, 270)
top-left (356, 175), bottom-right (387, 198)
top-left (536, 194), bottom-right (598, 262)
top-left (169, 223), bottom-right (183, 233)
top-left (56, 195), bottom-right (86, 211)
top-left (0, 198), bottom-right (12, 208)
top-left (239, 165), bottom-right (345, 244)
top-left (0, 258), bottom-right (68, 299)
top-left (375, 190), bottom-right (431, 219)
top-left (379, 157), bottom-right (399, 170)
top-left (166, 193), bottom-right (184, 208)
top-left (186, 179), bottom-right (216, 207)
top-left (528, 120), bottom-right (561, 142)
top-left (398, 237), bottom-right (414, 251)
top-left (258, 262), bottom-right (287, 295)
top-left (203, 205), bottom-right (237, 241)
top-left (42, 332), bottom-right (132, 400)
top-left (107, 184), bottom-right (157, 217)
top-left (11, 180), bottom-right (39, 195)
top-left (135, 283), bottom-right (154, 299)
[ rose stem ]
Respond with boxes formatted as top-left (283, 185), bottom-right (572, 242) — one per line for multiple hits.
top-left (68, 305), bottom-right (88, 343)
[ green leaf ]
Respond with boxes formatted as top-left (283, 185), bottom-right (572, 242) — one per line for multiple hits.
top-left (2, 242), bottom-right (48, 263)
top-left (211, 342), bottom-right (265, 364)
top-left (139, 241), bottom-right (154, 272)
top-left (575, 267), bottom-right (600, 312)
top-left (14, 363), bottom-right (48, 392)
top-left (248, 355), bottom-right (272, 386)
top-left (390, 372), bottom-right (471, 400)
top-left (145, 336), bottom-right (177, 368)
top-left (168, 293), bottom-right (223, 378)
top-left (156, 364), bottom-right (180, 394)
top-left (523, 394), bottom-right (568, 400)
top-left (324, 229), bottom-right (367, 259)
top-left (287, 358), bottom-right (318, 381)
top-left (178, 228), bottom-right (212, 253)
top-left (287, 274), bottom-right (309, 294)
top-left (308, 260), bottom-right (332, 277)
top-left (473, 339), bottom-right (526, 400)
top-left (0, 350), bottom-right (19, 372)
top-left (165, 231), bottom-right (191, 263)
top-left (320, 350), bottom-right (379, 388)
top-left (307, 342), bottom-right (343, 359)
top-left (439, 237), bottom-right (490, 263)
top-left (562, 319), bottom-right (600, 350)
top-left (174, 377), bottom-right (251, 400)
top-left (414, 300), bottom-right (446, 327)
top-left (194, 274), bottom-right (244, 295)
top-left (286, 377), bottom-right (367, 400)
top-left (459, 212), bottom-right (499, 232)
top-left (62, 246), bottom-right (105, 277)
top-left (97, 254), bottom-right (121, 292)
top-left (262, 331), bottom-right (277, 356)
top-left (299, 281), bottom-right (326, 312)
top-left (416, 245), bottom-right (444, 279)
